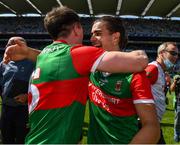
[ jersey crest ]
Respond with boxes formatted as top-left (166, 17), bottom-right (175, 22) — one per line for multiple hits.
top-left (115, 80), bottom-right (122, 91)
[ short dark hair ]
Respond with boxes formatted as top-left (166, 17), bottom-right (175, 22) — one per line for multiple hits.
top-left (93, 16), bottom-right (128, 50)
top-left (44, 6), bottom-right (81, 40)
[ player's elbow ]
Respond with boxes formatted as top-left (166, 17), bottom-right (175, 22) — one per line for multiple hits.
top-left (140, 56), bottom-right (148, 70)
top-left (132, 50), bottom-right (149, 72)
top-left (133, 56), bottom-right (148, 72)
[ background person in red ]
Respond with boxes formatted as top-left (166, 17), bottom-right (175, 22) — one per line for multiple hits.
top-left (145, 42), bottom-right (178, 144)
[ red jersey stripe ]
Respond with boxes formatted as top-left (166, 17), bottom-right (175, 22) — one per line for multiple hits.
top-left (88, 82), bottom-right (136, 116)
top-left (29, 77), bottom-right (89, 111)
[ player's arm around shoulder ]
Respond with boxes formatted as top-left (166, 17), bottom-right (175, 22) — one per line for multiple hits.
top-left (96, 50), bottom-right (148, 73)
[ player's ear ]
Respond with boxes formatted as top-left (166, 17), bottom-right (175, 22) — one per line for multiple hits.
top-left (112, 32), bottom-right (120, 46)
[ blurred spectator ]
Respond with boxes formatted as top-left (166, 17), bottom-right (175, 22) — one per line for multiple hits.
top-left (145, 42), bottom-right (178, 144)
top-left (0, 37), bottom-right (34, 144)
top-left (170, 73), bottom-right (180, 142)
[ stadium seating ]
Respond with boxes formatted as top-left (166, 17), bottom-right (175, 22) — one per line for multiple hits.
top-left (0, 17), bottom-right (179, 62)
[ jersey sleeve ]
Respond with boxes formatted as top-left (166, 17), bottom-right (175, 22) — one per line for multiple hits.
top-left (70, 45), bottom-right (106, 76)
top-left (130, 71), bottom-right (154, 104)
top-left (145, 64), bottom-right (158, 85)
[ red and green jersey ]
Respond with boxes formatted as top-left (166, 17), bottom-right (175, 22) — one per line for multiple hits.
top-left (88, 71), bottom-right (154, 144)
top-left (25, 41), bottom-right (105, 144)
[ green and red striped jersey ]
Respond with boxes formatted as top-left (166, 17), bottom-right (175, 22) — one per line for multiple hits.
top-left (26, 41), bottom-right (105, 144)
top-left (88, 71), bottom-right (154, 144)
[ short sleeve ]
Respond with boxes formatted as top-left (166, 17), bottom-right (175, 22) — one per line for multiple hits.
top-left (145, 64), bottom-right (158, 85)
top-left (70, 46), bottom-right (105, 76)
top-left (130, 71), bottom-right (154, 104)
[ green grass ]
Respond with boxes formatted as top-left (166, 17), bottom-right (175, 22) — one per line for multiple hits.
top-left (161, 92), bottom-right (179, 144)
top-left (82, 102), bottom-right (89, 144)
top-left (82, 93), bottom-right (179, 144)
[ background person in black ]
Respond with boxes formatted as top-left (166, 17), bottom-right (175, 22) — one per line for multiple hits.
top-left (170, 72), bottom-right (180, 142)
top-left (0, 37), bottom-right (34, 144)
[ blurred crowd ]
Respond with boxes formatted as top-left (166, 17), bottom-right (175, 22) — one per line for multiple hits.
top-left (0, 17), bottom-right (179, 38)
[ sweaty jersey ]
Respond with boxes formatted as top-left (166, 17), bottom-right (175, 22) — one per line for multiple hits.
top-left (88, 71), bottom-right (154, 144)
top-left (25, 41), bottom-right (106, 144)
top-left (145, 61), bottom-right (166, 121)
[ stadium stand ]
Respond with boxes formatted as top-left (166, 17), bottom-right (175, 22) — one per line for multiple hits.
top-left (0, 17), bottom-right (179, 62)
top-left (0, 0), bottom-right (179, 62)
